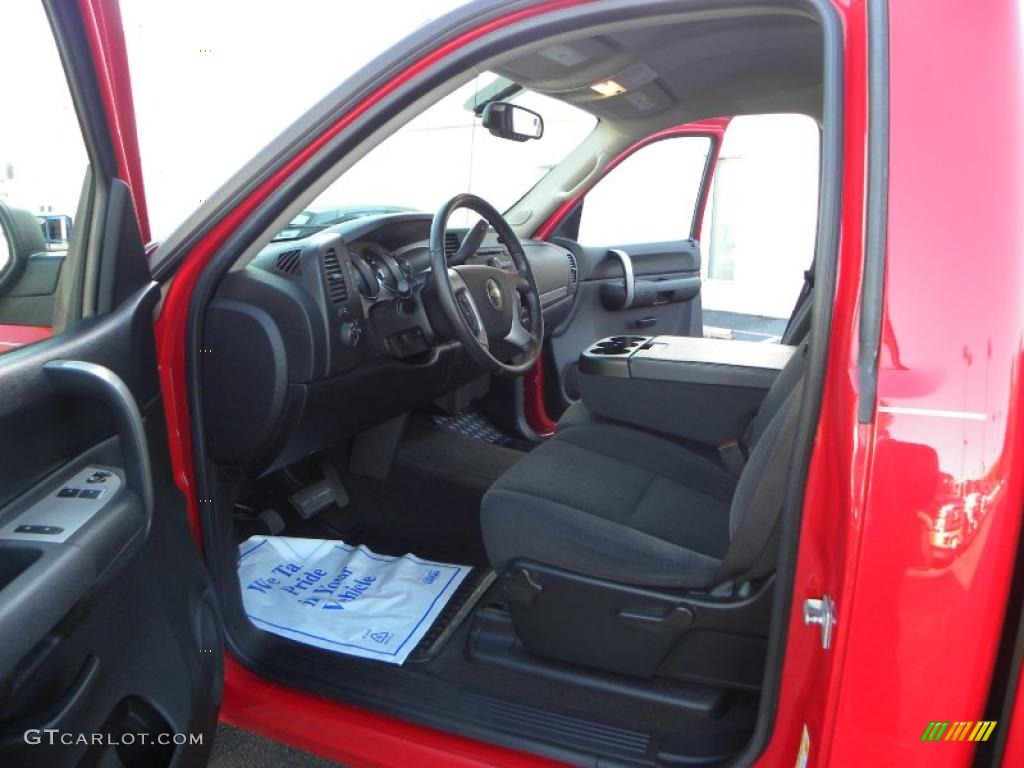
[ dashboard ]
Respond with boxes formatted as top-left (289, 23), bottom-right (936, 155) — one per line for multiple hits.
top-left (201, 212), bottom-right (578, 474)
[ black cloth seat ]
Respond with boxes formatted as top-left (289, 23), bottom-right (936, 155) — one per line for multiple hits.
top-left (481, 342), bottom-right (807, 590)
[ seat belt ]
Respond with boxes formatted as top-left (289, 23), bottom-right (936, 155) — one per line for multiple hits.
top-left (782, 260), bottom-right (815, 343)
top-left (717, 440), bottom-right (747, 477)
top-left (715, 379), bottom-right (805, 585)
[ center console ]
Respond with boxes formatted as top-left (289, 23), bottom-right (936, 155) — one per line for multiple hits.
top-left (578, 335), bottom-right (796, 445)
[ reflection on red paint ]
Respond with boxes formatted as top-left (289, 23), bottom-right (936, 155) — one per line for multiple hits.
top-left (0, 325), bottom-right (52, 354)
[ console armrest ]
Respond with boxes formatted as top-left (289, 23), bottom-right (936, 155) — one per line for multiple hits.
top-left (577, 335), bottom-right (795, 446)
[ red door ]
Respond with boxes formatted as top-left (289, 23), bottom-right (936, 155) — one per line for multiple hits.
top-left (0, 1), bottom-right (222, 765)
top-left (81, 0), bottom-right (1024, 766)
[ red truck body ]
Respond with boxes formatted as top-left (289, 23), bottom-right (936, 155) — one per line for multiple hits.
top-left (7, 0), bottom-right (1021, 765)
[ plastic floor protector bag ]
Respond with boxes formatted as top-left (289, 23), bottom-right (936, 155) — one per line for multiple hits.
top-left (238, 536), bottom-right (469, 665)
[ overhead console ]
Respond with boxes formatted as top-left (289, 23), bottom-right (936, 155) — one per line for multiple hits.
top-left (578, 335), bottom-right (796, 445)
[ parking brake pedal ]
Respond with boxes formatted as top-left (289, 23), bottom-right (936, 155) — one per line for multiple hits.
top-left (288, 461), bottom-right (350, 519)
top-left (259, 508), bottom-right (286, 535)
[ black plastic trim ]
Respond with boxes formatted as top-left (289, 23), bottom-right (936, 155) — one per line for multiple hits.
top-left (857, 0), bottom-right (890, 423)
top-left (42, 1), bottom-right (118, 180)
top-left (44, 360), bottom-right (154, 533)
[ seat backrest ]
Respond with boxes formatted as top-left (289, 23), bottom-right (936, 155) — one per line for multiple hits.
top-left (741, 339), bottom-right (808, 452)
top-left (717, 341), bottom-right (808, 584)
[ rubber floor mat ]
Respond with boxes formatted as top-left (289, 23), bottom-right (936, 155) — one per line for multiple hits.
top-left (431, 409), bottom-right (514, 446)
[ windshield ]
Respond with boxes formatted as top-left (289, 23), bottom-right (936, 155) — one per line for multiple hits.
top-left (291, 72), bottom-right (596, 234)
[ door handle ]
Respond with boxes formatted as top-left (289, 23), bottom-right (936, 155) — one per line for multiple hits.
top-left (44, 360), bottom-right (154, 536)
top-left (608, 249), bottom-right (635, 309)
top-left (634, 316), bottom-right (658, 329)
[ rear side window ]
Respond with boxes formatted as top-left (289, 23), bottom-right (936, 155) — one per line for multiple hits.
top-left (577, 136), bottom-right (712, 246)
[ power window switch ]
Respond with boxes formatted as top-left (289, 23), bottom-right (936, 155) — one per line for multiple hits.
top-left (15, 525), bottom-right (64, 535)
top-left (78, 489), bottom-right (102, 500)
top-left (57, 487), bottom-right (80, 498)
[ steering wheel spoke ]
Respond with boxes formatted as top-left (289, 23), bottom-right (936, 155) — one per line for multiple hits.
top-left (430, 193), bottom-right (543, 377)
top-left (448, 268), bottom-right (489, 348)
top-left (503, 290), bottom-right (539, 357)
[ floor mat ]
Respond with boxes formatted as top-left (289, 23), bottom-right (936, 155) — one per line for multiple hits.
top-left (238, 536), bottom-right (469, 665)
top-left (431, 409), bottom-right (518, 447)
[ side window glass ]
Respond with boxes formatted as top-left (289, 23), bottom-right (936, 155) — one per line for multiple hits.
top-left (0, 4), bottom-right (89, 352)
top-left (700, 114), bottom-right (820, 342)
top-left (577, 136), bottom-right (711, 246)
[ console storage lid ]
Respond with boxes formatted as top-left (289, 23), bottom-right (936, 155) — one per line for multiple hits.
top-left (629, 336), bottom-right (796, 387)
top-left (577, 335), bottom-right (796, 446)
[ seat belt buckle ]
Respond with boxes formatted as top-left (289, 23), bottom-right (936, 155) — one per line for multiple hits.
top-left (718, 440), bottom-right (747, 477)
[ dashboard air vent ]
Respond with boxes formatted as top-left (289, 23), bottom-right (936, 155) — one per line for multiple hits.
top-left (321, 247), bottom-right (349, 304)
top-left (274, 249), bottom-right (302, 276)
top-left (566, 251), bottom-right (579, 286)
top-left (444, 232), bottom-right (461, 260)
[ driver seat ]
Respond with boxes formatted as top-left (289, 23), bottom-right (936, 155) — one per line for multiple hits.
top-left (479, 342), bottom-right (807, 685)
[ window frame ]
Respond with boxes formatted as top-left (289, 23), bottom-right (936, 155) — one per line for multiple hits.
top-left (555, 130), bottom-right (721, 244)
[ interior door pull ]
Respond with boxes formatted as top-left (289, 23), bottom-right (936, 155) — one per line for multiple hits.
top-left (44, 360), bottom-right (154, 536)
top-left (0, 656), bottom-right (99, 745)
top-left (608, 249), bottom-right (635, 309)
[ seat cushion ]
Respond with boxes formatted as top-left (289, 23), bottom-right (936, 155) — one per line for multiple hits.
top-left (481, 422), bottom-right (738, 589)
top-left (555, 399), bottom-right (607, 430)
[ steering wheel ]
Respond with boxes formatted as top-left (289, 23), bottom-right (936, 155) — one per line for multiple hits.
top-left (430, 194), bottom-right (544, 377)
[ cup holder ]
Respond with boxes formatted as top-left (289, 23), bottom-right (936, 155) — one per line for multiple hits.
top-left (591, 335), bottom-right (647, 355)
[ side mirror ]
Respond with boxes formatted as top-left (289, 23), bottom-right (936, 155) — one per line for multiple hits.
top-left (0, 203), bottom-right (21, 293)
top-left (481, 101), bottom-right (544, 142)
top-left (0, 201), bottom-right (48, 293)
top-left (38, 214), bottom-right (73, 251)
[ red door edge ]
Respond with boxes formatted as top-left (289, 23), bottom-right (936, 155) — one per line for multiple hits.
top-left (523, 118), bottom-right (730, 436)
top-left (154, 0), bottom-right (592, 539)
top-left (531, 118), bottom-right (730, 241)
top-left (151, 1), bottom-right (598, 765)
top-left (221, 657), bottom-right (563, 768)
top-left (77, 0), bottom-right (150, 242)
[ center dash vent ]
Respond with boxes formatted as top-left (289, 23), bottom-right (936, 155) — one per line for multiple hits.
top-left (566, 251), bottom-right (579, 286)
top-left (321, 247), bottom-right (348, 304)
top-left (444, 232), bottom-right (461, 260)
top-left (274, 249), bottom-right (302, 276)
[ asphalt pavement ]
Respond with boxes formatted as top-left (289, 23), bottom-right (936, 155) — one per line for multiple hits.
top-left (210, 725), bottom-right (341, 768)
top-left (703, 310), bottom-right (788, 342)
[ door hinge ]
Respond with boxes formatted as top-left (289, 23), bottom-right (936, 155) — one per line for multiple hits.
top-left (803, 595), bottom-right (836, 650)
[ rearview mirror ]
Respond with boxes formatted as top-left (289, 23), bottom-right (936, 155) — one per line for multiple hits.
top-left (481, 101), bottom-right (544, 142)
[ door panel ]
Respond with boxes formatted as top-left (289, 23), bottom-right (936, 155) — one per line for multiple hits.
top-left (0, 283), bottom-right (222, 767)
top-left (549, 238), bottom-right (703, 402)
top-left (538, 126), bottom-right (725, 411)
top-left (0, 1), bottom-right (222, 764)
